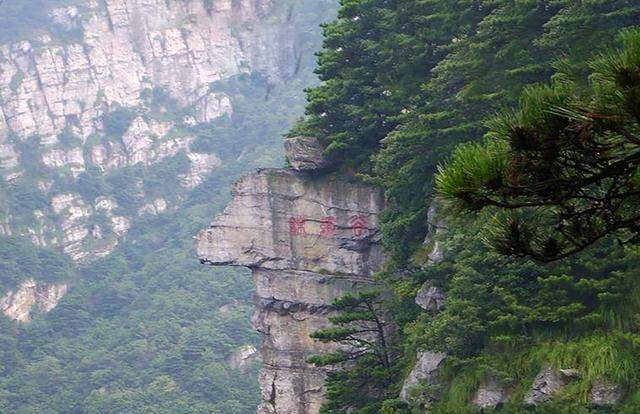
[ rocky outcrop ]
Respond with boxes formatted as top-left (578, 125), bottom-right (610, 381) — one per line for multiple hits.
top-left (1, 279), bottom-right (68, 323)
top-left (138, 198), bottom-right (168, 216)
top-left (415, 281), bottom-right (446, 312)
top-left (0, 0), bottom-right (294, 147)
top-left (284, 136), bottom-right (330, 171)
top-left (197, 166), bottom-right (385, 413)
top-left (590, 379), bottom-right (623, 406)
top-left (419, 204), bottom-right (445, 266)
top-left (48, 192), bottom-right (132, 261)
top-left (399, 351), bottom-right (447, 408)
top-left (524, 366), bottom-right (575, 406)
top-left (472, 377), bottom-right (509, 409)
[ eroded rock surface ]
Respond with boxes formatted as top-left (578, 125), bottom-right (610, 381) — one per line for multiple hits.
top-left (415, 281), bottom-right (446, 312)
top-left (590, 379), bottom-right (623, 407)
top-left (197, 168), bottom-right (385, 414)
top-left (284, 136), bottom-right (329, 171)
top-left (399, 351), bottom-right (447, 407)
top-left (473, 377), bottom-right (509, 409)
top-left (524, 366), bottom-right (571, 406)
top-left (1, 279), bottom-right (68, 323)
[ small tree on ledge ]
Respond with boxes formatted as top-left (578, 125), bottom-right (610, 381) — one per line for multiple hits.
top-left (308, 290), bottom-right (398, 414)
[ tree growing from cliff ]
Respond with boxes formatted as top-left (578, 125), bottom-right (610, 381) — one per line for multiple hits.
top-left (436, 28), bottom-right (640, 262)
top-left (308, 291), bottom-right (400, 413)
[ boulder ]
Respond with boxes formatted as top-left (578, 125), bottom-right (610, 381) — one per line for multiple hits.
top-left (524, 366), bottom-right (575, 406)
top-left (284, 136), bottom-right (329, 171)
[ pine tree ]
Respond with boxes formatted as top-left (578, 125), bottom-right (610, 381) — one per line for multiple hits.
top-left (436, 28), bottom-right (640, 261)
top-left (308, 291), bottom-right (399, 413)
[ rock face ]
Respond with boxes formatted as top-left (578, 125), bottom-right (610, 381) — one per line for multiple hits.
top-left (590, 379), bottom-right (623, 406)
top-left (415, 281), bottom-right (446, 312)
top-left (284, 136), bottom-right (330, 171)
top-left (1, 279), bottom-right (68, 323)
top-left (0, 0), bottom-right (314, 261)
top-left (421, 204), bottom-right (445, 266)
top-left (524, 366), bottom-right (571, 406)
top-left (0, 0), bottom-right (292, 147)
top-left (399, 351), bottom-right (447, 407)
top-left (472, 377), bottom-right (509, 409)
top-left (196, 168), bottom-right (385, 413)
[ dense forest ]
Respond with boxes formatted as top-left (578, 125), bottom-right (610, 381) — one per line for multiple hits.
top-left (294, 1), bottom-right (640, 413)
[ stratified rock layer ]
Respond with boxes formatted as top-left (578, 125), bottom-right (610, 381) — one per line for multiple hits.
top-left (197, 168), bottom-right (385, 414)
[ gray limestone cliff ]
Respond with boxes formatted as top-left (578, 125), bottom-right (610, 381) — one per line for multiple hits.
top-left (0, 0), bottom-right (315, 262)
top-left (196, 140), bottom-right (385, 413)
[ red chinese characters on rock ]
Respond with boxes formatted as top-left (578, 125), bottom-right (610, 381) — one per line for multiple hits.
top-left (349, 215), bottom-right (368, 237)
top-left (287, 215), bottom-right (369, 238)
top-left (288, 216), bottom-right (307, 236)
top-left (320, 216), bottom-right (337, 238)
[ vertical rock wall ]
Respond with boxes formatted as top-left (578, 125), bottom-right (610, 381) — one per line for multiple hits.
top-left (196, 165), bottom-right (385, 413)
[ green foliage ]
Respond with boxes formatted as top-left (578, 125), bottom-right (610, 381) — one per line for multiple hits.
top-left (374, 1), bottom-right (640, 263)
top-left (6, 178), bottom-right (49, 214)
top-left (57, 126), bottom-right (83, 149)
top-left (9, 71), bottom-right (25, 93)
top-left (292, 0), bottom-right (486, 170)
top-left (75, 167), bottom-right (109, 203)
top-left (297, 1), bottom-right (640, 412)
top-left (142, 87), bottom-right (191, 122)
top-left (436, 28), bottom-right (640, 261)
top-left (300, 0), bottom-right (640, 263)
top-left (101, 105), bottom-right (137, 140)
top-left (399, 212), bottom-right (640, 411)
top-left (14, 135), bottom-right (46, 175)
top-left (309, 291), bottom-right (402, 413)
top-left (0, 235), bottom-right (75, 292)
top-left (0, 195), bottom-right (261, 413)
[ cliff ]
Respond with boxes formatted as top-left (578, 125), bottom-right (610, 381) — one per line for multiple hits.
top-left (0, 0), bottom-right (304, 262)
top-left (196, 139), bottom-right (385, 413)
